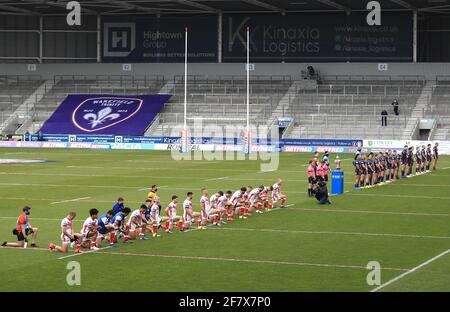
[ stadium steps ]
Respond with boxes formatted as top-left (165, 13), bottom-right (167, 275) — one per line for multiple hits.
top-left (433, 128), bottom-right (449, 140)
top-left (401, 81), bottom-right (435, 140)
top-left (0, 79), bottom-right (53, 134)
top-left (265, 79), bottom-right (317, 128)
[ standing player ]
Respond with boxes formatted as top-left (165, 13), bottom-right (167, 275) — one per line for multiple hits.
top-left (415, 146), bottom-right (422, 175)
top-left (433, 143), bottom-right (439, 170)
top-left (271, 179), bottom-right (286, 208)
top-left (80, 208), bottom-right (99, 250)
top-left (49, 212), bottom-right (82, 253)
top-left (365, 153), bottom-right (374, 187)
top-left (147, 185), bottom-right (158, 205)
top-left (353, 155), bottom-right (361, 189)
top-left (165, 195), bottom-right (184, 233)
top-left (359, 156), bottom-right (367, 188)
top-left (394, 150), bottom-right (401, 180)
top-left (407, 146), bottom-right (414, 177)
top-left (426, 144), bottom-right (433, 172)
top-left (421, 145), bottom-right (427, 173)
top-left (401, 145), bottom-right (408, 178)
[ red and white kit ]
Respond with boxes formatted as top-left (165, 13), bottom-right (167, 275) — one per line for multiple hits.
top-left (61, 217), bottom-right (73, 245)
top-left (127, 209), bottom-right (143, 231)
top-left (183, 199), bottom-right (193, 224)
top-left (200, 195), bottom-right (211, 219)
top-left (80, 216), bottom-right (96, 241)
top-left (167, 201), bottom-right (178, 223)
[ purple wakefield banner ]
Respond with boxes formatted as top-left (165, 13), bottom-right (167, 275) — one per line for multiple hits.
top-left (40, 94), bottom-right (171, 135)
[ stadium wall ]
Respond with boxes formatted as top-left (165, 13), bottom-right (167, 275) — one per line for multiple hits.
top-left (1, 62), bottom-right (450, 80)
top-left (2, 135), bottom-right (450, 156)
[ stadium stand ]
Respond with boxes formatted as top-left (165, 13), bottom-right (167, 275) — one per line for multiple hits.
top-left (426, 76), bottom-right (450, 140)
top-left (0, 73), bottom-right (447, 141)
top-left (0, 75), bottom-right (45, 126)
top-left (25, 75), bottom-right (166, 133)
top-left (284, 75), bottom-right (426, 140)
top-left (149, 75), bottom-right (292, 137)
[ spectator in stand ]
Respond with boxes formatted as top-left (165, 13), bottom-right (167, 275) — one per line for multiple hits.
top-left (392, 99), bottom-right (399, 116)
top-left (381, 110), bottom-right (388, 127)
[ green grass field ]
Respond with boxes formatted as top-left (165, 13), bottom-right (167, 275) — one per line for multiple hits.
top-left (0, 148), bottom-right (449, 292)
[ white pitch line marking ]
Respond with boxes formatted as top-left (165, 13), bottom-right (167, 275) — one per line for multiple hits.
top-left (284, 207), bottom-right (450, 218)
top-left (50, 197), bottom-right (91, 205)
top-left (205, 176), bottom-right (229, 181)
top-left (370, 248), bottom-right (450, 292)
top-left (209, 227), bottom-right (450, 240)
top-left (92, 251), bottom-right (408, 272)
top-left (57, 245), bottom-right (114, 260)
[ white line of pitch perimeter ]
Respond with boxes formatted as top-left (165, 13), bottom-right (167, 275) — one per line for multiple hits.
top-left (209, 227), bottom-right (450, 240)
top-left (50, 197), bottom-right (91, 205)
top-left (370, 248), bottom-right (450, 292)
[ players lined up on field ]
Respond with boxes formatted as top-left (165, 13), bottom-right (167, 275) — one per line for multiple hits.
top-left (1, 180), bottom-right (286, 253)
top-left (352, 143), bottom-right (439, 190)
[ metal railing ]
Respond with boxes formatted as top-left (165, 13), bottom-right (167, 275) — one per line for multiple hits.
top-left (321, 75), bottom-right (426, 85)
top-left (173, 74), bottom-right (293, 83)
top-left (297, 84), bottom-right (423, 96)
top-left (53, 75), bottom-right (165, 85)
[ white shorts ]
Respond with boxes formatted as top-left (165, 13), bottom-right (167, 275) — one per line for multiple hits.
top-left (152, 215), bottom-right (161, 225)
top-left (128, 222), bottom-right (140, 231)
top-left (184, 213), bottom-right (191, 224)
top-left (272, 193), bottom-right (281, 201)
top-left (61, 234), bottom-right (71, 245)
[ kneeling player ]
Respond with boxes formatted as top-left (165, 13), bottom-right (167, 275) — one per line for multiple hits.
top-left (110, 208), bottom-right (131, 244)
top-left (50, 212), bottom-right (82, 253)
top-left (165, 195), bottom-right (184, 233)
top-left (95, 210), bottom-right (116, 248)
top-left (248, 185), bottom-right (264, 214)
top-left (150, 196), bottom-right (168, 238)
top-left (231, 187), bottom-right (247, 219)
top-left (271, 179), bottom-right (286, 208)
top-left (128, 205), bottom-right (148, 240)
top-left (200, 188), bottom-right (220, 228)
top-left (182, 192), bottom-right (200, 230)
top-left (218, 190), bottom-right (233, 221)
top-left (80, 208), bottom-right (99, 250)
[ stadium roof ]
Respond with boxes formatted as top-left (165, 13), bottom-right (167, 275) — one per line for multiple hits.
top-left (0, 0), bottom-right (449, 15)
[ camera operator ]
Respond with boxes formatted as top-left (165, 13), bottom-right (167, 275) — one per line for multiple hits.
top-left (312, 181), bottom-right (332, 205)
